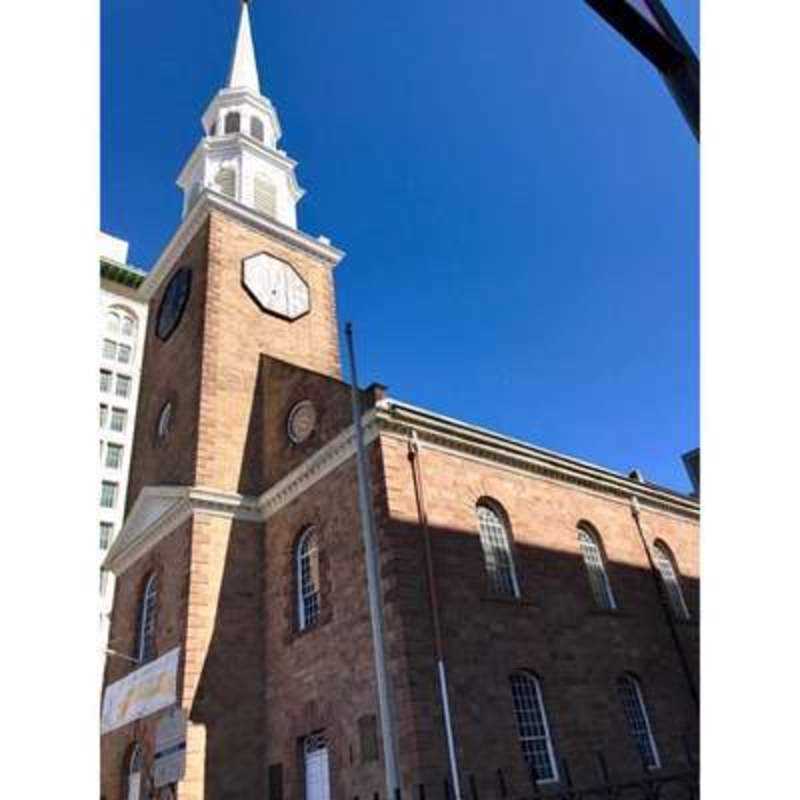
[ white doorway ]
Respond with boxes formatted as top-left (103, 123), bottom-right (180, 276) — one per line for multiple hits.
top-left (303, 732), bottom-right (330, 800)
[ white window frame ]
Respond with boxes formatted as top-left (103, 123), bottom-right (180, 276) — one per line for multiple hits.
top-left (127, 744), bottom-right (143, 800)
top-left (116, 374), bottom-right (132, 398)
top-left (100, 369), bottom-right (113, 393)
top-left (297, 527), bottom-right (321, 631)
top-left (100, 481), bottom-right (118, 509)
top-left (577, 525), bottom-right (616, 610)
top-left (106, 443), bottom-right (123, 469)
top-left (617, 674), bottom-right (661, 770)
top-left (136, 573), bottom-right (158, 664)
top-left (509, 671), bottom-right (559, 784)
top-left (476, 502), bottom-right (520, 598)
top-left (110, 407), bottom-right (127, 433)
top-left (652, 541), bottom-right (690, 620)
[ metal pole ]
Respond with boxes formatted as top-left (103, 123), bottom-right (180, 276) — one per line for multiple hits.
top-left (408, 431), bottom-right (463, 799)
top-left (345, 322), bottom-right (402, 798)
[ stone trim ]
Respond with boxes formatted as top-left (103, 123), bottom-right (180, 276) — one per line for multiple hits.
top-left (104, 486), bottom-right (261, 576)
top-left (140, 191), bottom-right (344, 301)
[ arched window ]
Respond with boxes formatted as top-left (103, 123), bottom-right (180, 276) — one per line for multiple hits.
top-left (577, 523), bottom-right (616, 610)
top-left (617, 674), bottom-right (660, 769)
top-left (297, 528), bottom-right (321, 631)
top-left (106, 311), bottom-right (120, 334)
top-left (121, 315), bottom-right (136, 337)
top-left (127, 744), bottom-right (143, 800)
top-left (652, 541), bottom-right (690, 620)
top-left (509, 671), bottom-right (558, 784)
top-left (216, 167), bottom-right (236, 198)
top-left (136, 573), bottom-right (157, 663)
top-left (224, 112), bottom-right (241, 134)
top-left (476, 502), bottom-right (519, 597)
top-left (254, 175), bottom-right (277, 217)
top-left (250, 116), bottom-right (265, 141)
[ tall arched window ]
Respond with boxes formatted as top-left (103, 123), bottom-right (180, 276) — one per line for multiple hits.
top-left (617, 674), bottom-right (660, 769)
top-left (297, 527), bottom-right (321, 631)
top-left (577, 523), bottom-right (616, 610)
top-left (136, 573), bottom-right (157, 663)
top-left (250, 116), bottom-right (265, 141)
top-left (476, 502), bottom-right (519, 597)
top-left (224, 112), bottom-right (241, 133)
top-left (509, 671), bottom-right (558, 784)
top-left (652, 540), bottom-right (690, 620)
top-left (127, 744), bottom-right (143, 800)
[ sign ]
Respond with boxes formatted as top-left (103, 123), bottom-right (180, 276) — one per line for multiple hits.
top-left (101, 647), bottom-right (180, 734)
top-left (153, 706), bottom-right (187, 788)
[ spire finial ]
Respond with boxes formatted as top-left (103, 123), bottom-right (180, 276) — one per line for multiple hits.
top-left (227, 0), bottom-right (261, 93)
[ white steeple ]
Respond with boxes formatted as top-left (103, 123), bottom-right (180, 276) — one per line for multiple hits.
top-left (176, 1), bottom-right (305, 229)
top-left (227, 1), bottom-right (261, 94)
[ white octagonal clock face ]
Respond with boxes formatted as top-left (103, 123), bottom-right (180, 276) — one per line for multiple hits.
top-left (242, 252), bottom-right (310, 320)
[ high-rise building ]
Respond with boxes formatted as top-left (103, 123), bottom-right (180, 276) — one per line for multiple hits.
top-left (99, 232), bottom-right (149, 673)
top-left (100, 5), bottom-right (699, 800)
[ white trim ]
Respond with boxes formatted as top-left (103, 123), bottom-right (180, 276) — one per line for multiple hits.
top-left (140, 191), bottom-right (344, 302)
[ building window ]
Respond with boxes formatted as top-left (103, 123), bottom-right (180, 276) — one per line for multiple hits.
top-left (100, 481), bottom-right (118, 509)
top-left (157, 402), bottom-right (173, 441)
top-left (106, 443), bottom-right (123, 469)
top-left (652, 541), bottom-right (690, 620)
top-left (127, 744), bottom-right (143, 800)
top-left (224, 112), bottom-right (241, 134)
top-left (106, 312), bottom-right (120, 334)
top-left (100, 370), bottom-right (112, 393)
top-left (250, 116), bottom-right (265, 141)
top-left (100, 404), bottom-right (108, 428)
top-left (577, 523), bottom-right (616, 610)
top-left (136, 573), bottom-right (158, 664)
top-left (100, 568), bottom-right (109, 595)
top-left (121, 316), bottom-right (135, 337)
top-left (103, 339), bottom-right (117, 360)
top-left (110, 408), bottom-right (127, 433)
top-left (116, 374), bottom-right (132, 398)
top-left (216, 166), bottom-right (236, 198)
top-left (297, 527), bottom-right (321, 631)
top-left (100, 521), bottom-right (114, 550)
top-left (118, 344), bottom-right (132, 364)
top-left (476, 502), bottom-right (520, 597)
top-left (509, 671), bottom-right (558, 784)
top-left (617, 674), bottom-right (660, 769)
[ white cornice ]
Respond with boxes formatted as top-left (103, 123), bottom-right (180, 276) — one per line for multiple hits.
top-left (140, 191), bottom-right (345, 301)
top-left (176, 136), bottom-right (302, 193)
top-left (258, 411), bottom-right (379, 518)
top-left (374, 400), bottom-right (700, 520)
top-left (103, 486), bottom-right (261, 576)
top-left (105, 399), bottom-right (697, 576)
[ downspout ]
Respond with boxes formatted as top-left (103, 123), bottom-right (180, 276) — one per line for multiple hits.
top-left (630, 496), bottom-right (699, 708)
top-left (408, 430), bottom-right (463, 799)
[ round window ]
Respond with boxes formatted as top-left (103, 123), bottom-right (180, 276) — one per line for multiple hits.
top-left (287, 400), bottom-right (317, 444)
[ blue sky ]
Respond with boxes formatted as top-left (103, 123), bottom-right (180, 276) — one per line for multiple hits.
top-left (102, 1), bottom-right (698, 491)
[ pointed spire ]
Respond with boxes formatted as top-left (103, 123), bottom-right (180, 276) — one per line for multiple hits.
top-left (227, 1), bottom-right (261, 94)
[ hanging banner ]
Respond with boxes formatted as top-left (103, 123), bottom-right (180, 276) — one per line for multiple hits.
top-left (101, 647), bottom-right (180, 734)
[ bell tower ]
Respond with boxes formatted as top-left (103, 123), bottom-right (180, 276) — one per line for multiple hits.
top-left (177, 0), bottom-right (304, 227)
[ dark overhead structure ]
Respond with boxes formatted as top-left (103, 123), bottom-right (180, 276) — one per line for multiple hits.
top-left (585, 0), bottom-right (699, 139)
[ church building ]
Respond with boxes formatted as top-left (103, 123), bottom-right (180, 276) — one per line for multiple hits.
top-left (101, 4), bottom-right (699, 799)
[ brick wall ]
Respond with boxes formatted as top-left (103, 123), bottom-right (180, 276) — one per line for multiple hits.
top-left (377, 432), bottom-right (699, 793)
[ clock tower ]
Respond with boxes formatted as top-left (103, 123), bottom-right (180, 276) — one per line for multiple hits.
top-left (123, 0), bottom-right (344, 504)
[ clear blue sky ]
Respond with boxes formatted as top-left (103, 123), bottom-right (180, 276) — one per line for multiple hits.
top-left (101, 1), bottom-right (699, 492)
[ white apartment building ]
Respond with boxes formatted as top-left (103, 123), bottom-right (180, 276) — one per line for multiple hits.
top-left (98, 232), bottom-right (148, 671)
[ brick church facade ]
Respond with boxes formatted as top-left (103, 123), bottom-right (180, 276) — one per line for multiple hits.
top-left (100, 5), bottom-right (699, 799)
